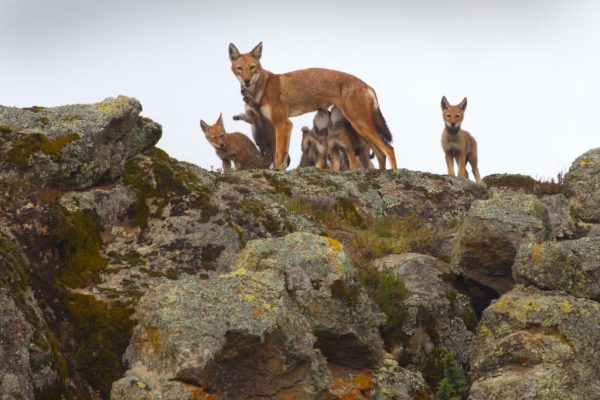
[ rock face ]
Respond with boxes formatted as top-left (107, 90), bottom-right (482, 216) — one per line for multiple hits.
top-left (0, 232), bottom-right (68, 399)
top-left (115, 233), bottom-right (385, 399)
top-left (4, 96), bottom-right (600, 400)
top-left (514, 237), bottom-right (600, 301)
top-left (451, 192), bottom-right (552, 294)
top-left (564, 147), bottom-right (600, 222)
top-left (373, 254), bottom-right (474, 385)
top-left (469, 286), bottom-right (600, 399)
top-left (0, 96), bottom-right (161, 190)
top-left (235, 232), bottom-right (386, 369)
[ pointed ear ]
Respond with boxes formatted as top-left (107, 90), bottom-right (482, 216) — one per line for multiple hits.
top-left (200, 120), bottom-right (209, 133)
top-left (251, 42), bottom-right (263, 60)
top-left (216, 113), bottom-right (224, 128)
top-left (458, 97), bottom-right (467, 111)
top-left (441, 96), bottom-right (450, 110)
top-left (229, 43), bottom-right (240, 62)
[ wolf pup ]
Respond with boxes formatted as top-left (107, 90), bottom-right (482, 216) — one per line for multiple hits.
top-left (233, 88), bottom-right (276, 165)
top-left (441, 96), bottom-right (481, 182)
top-left (200, 114), bottom-right (270, 172)
top-left (328, 105), bottom-right (372, 171)
top-left (229, 42), bottom-right (396, 170)
top-left (299, 109), bottom-right (330, 169)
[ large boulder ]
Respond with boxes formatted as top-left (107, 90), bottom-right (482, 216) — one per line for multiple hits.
top-left (235, 232), bottom-right (386, 369)
top-left (514, 237), bottom-right (600, 301)
top-left (540, 194), bottom-right (576, 239)
top-left (451, 192), bottom-right (552, 294)
top-left (118, 270), bottom-right (330, 400)
top-left (564, 147), bottom-right (600, 222)
top-left (114, 233), bottom-right (386, 399)
top-left (0, 96), bottom-right (161, 190)
top-left (469, 286), bottom-right (600, 399)
top-left (372, 254), bottom-right (474, 384)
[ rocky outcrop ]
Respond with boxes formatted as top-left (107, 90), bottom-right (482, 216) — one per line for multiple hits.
top-left (117, 270), bottom-right (330, 399)
top-left (114, 233), bottom-right (384, 399)
top-left (235, 232), bottom-right (386, 368)
top-left (469, 286), bottom-right (600, 399)
top-left (4, 96), bottom-right (600, 400)
top-left (0, 96), bottom-right (161, 190)
top-left (564, 147), bottom-right (600, 222)
top-left (514, 237), bottom-right (600, 301)
top-left (451, 192), bottom-right (552, 294)
top-left (372, 253), bottom-right (474, 386)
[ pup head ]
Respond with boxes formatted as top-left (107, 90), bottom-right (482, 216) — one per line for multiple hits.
top-left (441, 96), bottom-right (467, 131)
top-left (200, 114), bottom-right (226, 149)
top-left (229, 42), bottom-right (263, 91)
top-left (313, 109), bottom-right (331, 136)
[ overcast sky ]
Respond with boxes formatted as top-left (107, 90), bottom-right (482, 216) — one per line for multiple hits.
top-left (1, 0), bottom-right (599, 179)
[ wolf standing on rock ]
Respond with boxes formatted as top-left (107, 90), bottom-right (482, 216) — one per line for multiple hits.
top-left (441, 96), bottom-right (481, 182)
top-left (229, 42), bottom-right (397, 170)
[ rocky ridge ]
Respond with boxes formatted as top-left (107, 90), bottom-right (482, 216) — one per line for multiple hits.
top-left (0, 97), bottom-right (598, 399)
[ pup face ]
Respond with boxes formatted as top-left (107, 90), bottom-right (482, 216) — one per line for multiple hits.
top-left (229, 42), bottom-right (263, 91)
top-left (441, 96), bottom-right (467, 130)
top-left (313, 109), bottom-right (331, 137)
top-left (200, 114), bottom-right (226, 149)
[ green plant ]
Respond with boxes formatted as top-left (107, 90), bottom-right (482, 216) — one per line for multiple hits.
top-left (434, 350), bottom-right (469, 400)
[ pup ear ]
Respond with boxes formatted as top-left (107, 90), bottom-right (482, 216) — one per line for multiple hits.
top-left (216, 113), bottom-right (224, 127)
top-left (251, 42), bottom-right (263, 60)
top-left (441, 96), bottom-right (450, 110)
top-left (459, 97), bottom-right (467, 111)
top-left (200, 120), bottom-right (209, 133)
top-left (229, 43), bottom-right (240, 62)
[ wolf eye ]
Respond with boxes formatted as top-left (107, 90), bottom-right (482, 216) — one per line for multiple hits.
top-left (236, 66), bottom-right (242, 71)
top-left (250, 65), bottom-right (256, 70)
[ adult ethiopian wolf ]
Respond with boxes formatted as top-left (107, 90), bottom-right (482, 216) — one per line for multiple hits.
top-left (228, 42), bottom-right (397, 170)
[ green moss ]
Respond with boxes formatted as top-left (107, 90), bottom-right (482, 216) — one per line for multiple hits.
top-left (63, 292), bottom-right (134, 398)
top-left (200, 244), bottom-right (224, 270)
top-left (122, 147), bottom-right (218, 229)
top-left (52, 207), bottom-right (108, 288)
top-left (0, 125), bottom-right (13, 134)
top-left (123, 250), bottom-right (147, 266)
top-left (330, 279), bottom-right (360, 307)
top-left (375, 270), bottom-right (410, 339)
top-left (0, 233), bottom-right (71, 398)
top-left (165, 268), bottom-right (179, 280)
top-left (38, 116), bottom-right (50, 125)
top-left (263, 171), bottom-right (292, 195)
top-left (6, 133), bottom-right (79, 167)
top-left (231, 198), bottom-right (287, 234)
top-left (23, 105), bottom-right (46, 113)
top-left (482, 173), bottom-right (564, 196)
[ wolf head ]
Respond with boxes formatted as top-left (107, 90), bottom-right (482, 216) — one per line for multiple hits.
top-left (229, 42), bottom-right (263, 91)
top-left (441, 96), bottom-right (467, 133)
top-left (200, 114), bottom-right (227, 150)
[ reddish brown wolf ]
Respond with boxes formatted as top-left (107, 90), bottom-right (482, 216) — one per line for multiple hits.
top-left (441, 96), bottom-right (481, 182)
top-left (200, 114), bottom-right (270, 172)
top-left (229, 42), bottom-right (397, 170)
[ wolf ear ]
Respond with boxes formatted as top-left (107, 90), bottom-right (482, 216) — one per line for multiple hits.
top-left (216, 113), bottom-right (224, 127)
top-left (441, 96), bottom-right (450, 110)
top-left (229, 43), bottom-right (240, 62)
top-left (200, 120), bottom-right (209, 133)
top-left (459, 97), bottom-right (467, 111)
top-left (251, 42), bottom-right (263, 60)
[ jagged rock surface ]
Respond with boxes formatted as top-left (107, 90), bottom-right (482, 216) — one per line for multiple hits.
top-left (469, 286), bottom-right (600, 400)
top-left (0, 96), bottom-right (161, 190)
top-left (451, 192), bottom-right (552, 294)
top-left (513, 237), bottom-right (600, 301)
top-left (372, 254), bottom-right (474, 383)
top-left (564, 147), bottom-right (600, 222)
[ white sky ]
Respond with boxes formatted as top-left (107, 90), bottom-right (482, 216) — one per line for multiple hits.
top-left (1, 0), bottom-right (599, 179)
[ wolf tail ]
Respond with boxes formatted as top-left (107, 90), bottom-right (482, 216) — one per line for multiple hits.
top-left (372, 107), bottom-right (393, 145)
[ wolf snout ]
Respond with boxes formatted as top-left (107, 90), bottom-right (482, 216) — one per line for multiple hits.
top-left (243, 79), bottom-right (251, 87)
